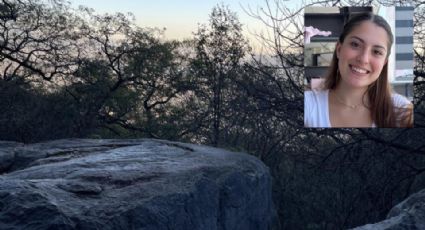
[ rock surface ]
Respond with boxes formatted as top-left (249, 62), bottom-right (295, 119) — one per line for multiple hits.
top-left (351, 188), bottom-right (425, 230)
top-left (0, 139), bottom-right (276, 230)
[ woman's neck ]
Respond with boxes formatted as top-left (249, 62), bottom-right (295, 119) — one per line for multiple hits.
top-left (332, 85), bottom-right (368, 107)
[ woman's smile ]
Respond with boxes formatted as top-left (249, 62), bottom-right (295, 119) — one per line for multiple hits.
top-left (349, 64), bottom-right (370, 75)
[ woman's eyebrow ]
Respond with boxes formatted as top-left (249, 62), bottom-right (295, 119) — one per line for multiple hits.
top-left (349, 36), bottom-right (387, 51)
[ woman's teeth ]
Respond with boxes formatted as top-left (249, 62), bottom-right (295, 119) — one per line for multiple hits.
top-left (350, 65), bottom-right (368, 74)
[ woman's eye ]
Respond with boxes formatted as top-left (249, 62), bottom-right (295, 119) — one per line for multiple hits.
top-left (350, 41), bottom-right (359, 48)
top-left (374, 50), bottom-right (384, 56)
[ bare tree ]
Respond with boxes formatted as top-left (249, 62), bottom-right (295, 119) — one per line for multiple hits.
top-left (191, 4), bottom-right (250, 147)
top-left (0, 0), bottom-right (84, 84)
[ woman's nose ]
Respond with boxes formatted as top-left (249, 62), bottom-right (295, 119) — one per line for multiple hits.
top-left (356, 49), bottom-right (370, 64)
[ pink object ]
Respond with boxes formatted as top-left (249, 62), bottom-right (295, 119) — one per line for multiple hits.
top-left (311, 78), bottom-right (324, 89)
top-left (304, 26), bottom-right (332, 44)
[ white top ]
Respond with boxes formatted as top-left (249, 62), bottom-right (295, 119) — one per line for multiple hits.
top-left (304, 89), bottom-right (412, 128)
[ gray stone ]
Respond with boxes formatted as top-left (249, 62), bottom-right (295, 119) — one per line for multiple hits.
top-left (351, 189), bottom-right (425, 230)
top-left (0, 141), bottom-right (22, 148)
top-left (0, 141), bottom-right (22, 174)
top-left (0, 149), bottom-right (15, 173)
top-left (0, 139), bottom-right (276, 229)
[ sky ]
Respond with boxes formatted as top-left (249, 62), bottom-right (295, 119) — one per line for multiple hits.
top-left (67, 0), bottom-right (300, 51)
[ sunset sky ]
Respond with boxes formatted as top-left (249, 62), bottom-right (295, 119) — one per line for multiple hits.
top-left (67, 0), bottom-right (299, 50)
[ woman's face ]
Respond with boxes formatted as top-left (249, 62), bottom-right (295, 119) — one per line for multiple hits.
top-left (336, 21), bottom-right (389, 90)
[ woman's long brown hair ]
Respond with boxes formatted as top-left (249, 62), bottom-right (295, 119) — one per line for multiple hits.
top-left (323, 13), bottom-right (413, 127)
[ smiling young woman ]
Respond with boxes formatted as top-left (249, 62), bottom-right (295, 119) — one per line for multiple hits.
top-left (304, 12), bottom-right (413, 128)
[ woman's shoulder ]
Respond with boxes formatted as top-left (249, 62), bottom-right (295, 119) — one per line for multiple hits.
top-left (304, 89), bottom-right (330, 127)
top-left (391, 93), bottom-right (412, 108)
top-left (305, 89), bottom-right (328, 98)
top-left (305, 89), bottom-right (329, 110)
top-left (391, 93), bottom-right (413, 127)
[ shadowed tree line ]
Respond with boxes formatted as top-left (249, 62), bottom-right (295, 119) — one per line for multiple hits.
top-left (1, 0), bottom-right (425, 229)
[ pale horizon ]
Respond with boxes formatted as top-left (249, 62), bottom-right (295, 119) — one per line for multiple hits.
top-left (67, 0), bottom-right (299, 52)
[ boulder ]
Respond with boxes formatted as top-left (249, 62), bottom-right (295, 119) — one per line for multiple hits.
top-left (0, 141), bottom-right (22, 173)
top-left (351, 188), bottom-right (425, 230)
top-left (0, 139), bottom-right (276, 230)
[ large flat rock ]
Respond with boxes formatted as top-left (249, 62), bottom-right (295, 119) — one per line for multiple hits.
top-left (0, 139), bottom-right (276, 230)
top-left (351, 188), bottom-right (425, 230)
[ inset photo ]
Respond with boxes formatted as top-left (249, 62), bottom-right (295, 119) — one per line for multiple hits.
top-left (304, 6), bottom-right (414, 128)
